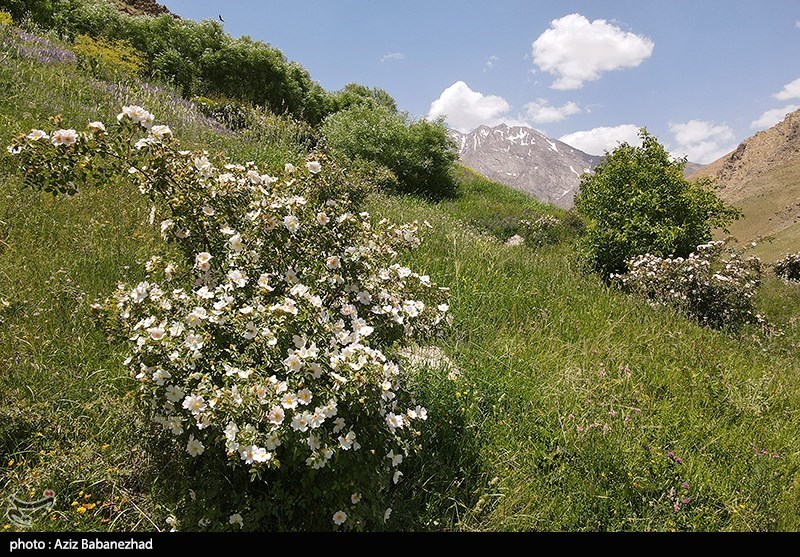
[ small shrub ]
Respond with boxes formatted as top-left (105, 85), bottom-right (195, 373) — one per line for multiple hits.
top-left (612, 241), bottom-right (763, 329)
top-left (7, 106), bottom-right (452, 530)
top-left (72, 34), bottom-right (144, 79)
top-left (774, 253), bottom-right (800, 283)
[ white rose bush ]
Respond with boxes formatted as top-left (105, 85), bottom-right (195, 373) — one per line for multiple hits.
top-left (7, 106), bottom-right (451, 529)
top-left (611, 241), bottom-right (762, 329)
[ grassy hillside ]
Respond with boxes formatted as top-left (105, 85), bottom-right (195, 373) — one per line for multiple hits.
top-left (2, 25), bottom-right (800, 532)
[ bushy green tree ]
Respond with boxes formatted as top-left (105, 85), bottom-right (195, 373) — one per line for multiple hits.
top-left (321, 105), bottom-right (457, 198)
top-left (574, 129), bottom-right (740, 278)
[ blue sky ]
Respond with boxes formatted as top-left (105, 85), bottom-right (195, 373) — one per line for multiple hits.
top-left (160, 1), bottom-right (800, 163)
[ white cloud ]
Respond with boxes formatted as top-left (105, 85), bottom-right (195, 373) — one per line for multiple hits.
top-left (380, 52), bottom-right (405, 62)
top-left (669, 120), bottom-right (737, 163)
top-left (523, 98), bottom-right (581, 124)
top-left (532, 13), bottom-right (654, 90)
top-left (750, 104), bottom-right (800, 130)
top-left (427, 81), bottom-right (529, 132)
top-left (559, 125), bottom-right (642, 156)
top-left (774, 78), bottom-right (800, 100)
top-left (484, 55), bottom-right (499, 72)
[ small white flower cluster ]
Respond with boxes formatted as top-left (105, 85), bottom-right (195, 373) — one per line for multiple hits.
top-left (774, 252), bottom-right (800, 283)
top-left (612, 241), bottom-right (762, 328)
top-left (7, 106), bottom-right (452, 526)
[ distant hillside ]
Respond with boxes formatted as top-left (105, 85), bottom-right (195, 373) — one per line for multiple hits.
top-left (449, 124), bottom-right (602, 209)
top-left (689, 108), bottom-right (800, 260)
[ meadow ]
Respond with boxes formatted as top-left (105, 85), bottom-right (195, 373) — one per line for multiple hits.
top-left (2, 22), bottom-right (800, 532)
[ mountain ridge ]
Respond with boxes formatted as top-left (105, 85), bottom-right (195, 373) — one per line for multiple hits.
top-left (448, 123), bottom-right (602, 209)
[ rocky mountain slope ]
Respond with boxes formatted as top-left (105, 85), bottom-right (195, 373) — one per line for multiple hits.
top-left (449, 124), bottom-right (602, 208)
top-left (689, 108), bottom-right (800, 260)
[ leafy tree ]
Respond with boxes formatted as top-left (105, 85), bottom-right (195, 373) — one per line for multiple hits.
top-left (574, 129), bottom-right (740, 278)
top-left (321, 104), bottom-right (458, 198)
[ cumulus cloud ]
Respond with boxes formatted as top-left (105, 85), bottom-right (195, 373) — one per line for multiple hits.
top-left (427, 81), bottom-right (530, 132)
top-left (484, 55), bottom-right (499, 72)
top-left (523, 99), bottom-right (581, 124)
top-left (380, 52), bottom-right (405, 62)
top-left (669, 120), bottom-right (737, 163)
top-left (532, 13), bottom-right (654, 90)
top-left (750, 104), bottom-right (800, 130)
top-left (774, 78), bottom-right (800, 101)
top-left (559, 125), bottom-right (642, 156)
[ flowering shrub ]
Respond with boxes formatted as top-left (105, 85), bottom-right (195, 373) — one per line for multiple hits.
top-left (7, 106), bottom-right (451, 529)
top-left (774, 253), bottom-right (800, 283)
top-left (612, 241), bottom-right (762, 329)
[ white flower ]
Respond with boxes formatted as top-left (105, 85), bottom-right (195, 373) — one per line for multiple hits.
top-left (150, 124), bottom-right (172, 140)
top-left (130, 282), bottom-right (148, 303)
top-left (186, 307), bottom-right (207, 326)
top-left (152, 368), bottom-right (171, 385)
top-left (87, 121), bottom-right (106, 133)
top-left (281, 392), bottom-right (298, 410)
top-left (383, 508), bottom-right (392, 523)
top-left (228, 233), bottom-right (244, 252)
top-left (202, 206), bottom-right (215, 217)
top-left (195, 252), bottom-right (213, 271)
top-left (316, 212), bottom-right (329, 225)
top-left (228, 513), bottom-right (243, 529)
top-left (284, 163), bottom-right (296, 173)
top-left (290, 412), bottom-right (310, 432)
top-left (393, 470), bottom-right (403, 484)
top-left (184, 333), bottom-right (204, 351)
top-left (51, 129), bottom-right (77, 147)
top-left (194, 155), bottom-right (213, 178)
top-left (268, 406), bottom-right (285, 425)
top-left (332, 511), bottom-right (347, 526)
top-left (227, 269), bottom-right (247, 288)
top-left (169, 321), bottom-right (185, 337)
top-left (387, 450), bottom-right (403, 467)
top-left (166, 416), bottom-right (183, 436)
top-left (26, 129), bottom-right (49, 141)
top-left (182, 394), bottom-right (207, 414)
top-left (283, 353), bottom-right (303, 373)
top-left (305, 161), bottom-right (322, 174)
top-left (386, 413), bottom-right (405, 429)
top-left (257, 273), bottom-right (274, 292)
top-left (117, 105), bottom-right (154, 128)
top-left (307, 434), bottom-right (321, 451)
top-left (224, 422), bottom-right (239, 442)
top-left (186, 435), bottom-right (205, 457)
top-left (148, 326), bottom-right (166, 341)
top-left (252, 446), bottom-right (271, 463)
top-left (165, 385), bottom-right (184, 403)
top-left (325, 255), bottom-right (341, 270)
top-left (297, 388), bottom-right (312, 405)
top-left (283, 215), bottom-right (300, 233)
top-left (351, 493), bottom-right (362, 504)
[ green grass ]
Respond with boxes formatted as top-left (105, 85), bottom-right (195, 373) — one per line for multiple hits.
top-left (2, 25), bottom-right (800, 532)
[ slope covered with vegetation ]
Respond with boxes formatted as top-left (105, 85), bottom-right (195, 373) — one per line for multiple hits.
top-left (1, 8), bottom-right (800, 533)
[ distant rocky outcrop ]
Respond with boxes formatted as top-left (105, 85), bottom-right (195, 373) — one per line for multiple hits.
top-left (689, 108), bottom-right (800, 260)
top-left (690, 108), bottom-right (800, 202)
top-left (448, 124), bottom-right (603, 208)
top-left (109, 0), bottom-right (177, 18)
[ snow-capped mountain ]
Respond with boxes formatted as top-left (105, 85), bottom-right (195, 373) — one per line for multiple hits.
top-left (449, 124), bottom-right (603, 208)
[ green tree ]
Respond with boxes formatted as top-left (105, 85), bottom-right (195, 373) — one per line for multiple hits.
top-left (574, 129), bottom-right (740, 278)
top-left (321, 104), bottom-right (458, 198)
